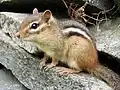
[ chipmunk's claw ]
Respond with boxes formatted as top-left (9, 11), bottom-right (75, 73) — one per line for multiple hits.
top-left (44, 63), bottom-right (56, 70)
top-left (39, 60), bottom-right (46, 69)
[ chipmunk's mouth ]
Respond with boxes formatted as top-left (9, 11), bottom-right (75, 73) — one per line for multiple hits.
top-left (23, 36), bottom-right (32, 41)
top-left (23, 37), bottom-right (31, 41)
top-left (23, 34), bottom-right (35, 41)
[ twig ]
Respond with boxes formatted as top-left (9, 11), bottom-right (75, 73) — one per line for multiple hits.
top-left (84, 14), bottom-right (107, 22)
top-left (61, 0), bottom-right (115, 27)
top-left (107, 24), bottom-right (120, 38)
top-left (62, 0), bottom-right (68, 9)
top-left (102, 4), bottom-right (116, 14)
top-left (111, 7), bottom-right (119, 17)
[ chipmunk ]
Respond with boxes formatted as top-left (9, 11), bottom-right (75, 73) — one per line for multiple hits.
top-left (16, 8), bottom-right (120, 90)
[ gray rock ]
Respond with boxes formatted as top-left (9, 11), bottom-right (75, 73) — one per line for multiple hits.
top-left (0, 12), bottom-right (113, 90)
top-left (0, 12), bottom-right (38, 54)
top-left (89, 18), bottom-right (120, 60)
top-left (0, 69), bottom-right (28, 90)
top-left (83, 0), bottom-right (114, 10)
top-left (0, 0), bottom-right (12, 3)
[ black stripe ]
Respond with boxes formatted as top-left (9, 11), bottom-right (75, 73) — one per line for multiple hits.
top-left (63, 25), bottom-right (91, 38)
top-left (65, 30), bottom-right (96, 48)
top-left (57, 19), bottom-right (91, 38)
top-left (66, 31), bottom-right (88, 40)
top-left (57, 19), bottom-right (95, 44)
top-left (64, 25), bottom-right (86, 31)
top-left (63, 27), bottom-right (96, 47)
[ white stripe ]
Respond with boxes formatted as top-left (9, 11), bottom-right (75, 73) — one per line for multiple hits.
top-left (63, 27), bottom-right (91, 40)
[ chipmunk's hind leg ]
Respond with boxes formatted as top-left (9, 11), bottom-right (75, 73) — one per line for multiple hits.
top-left (57, 53), bottom-right (83, 75)
top-left (55, 67), bottom-right (81, 75)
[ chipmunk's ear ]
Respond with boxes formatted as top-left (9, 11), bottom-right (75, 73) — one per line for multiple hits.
top-left (33, 8), bottom-right (39, 15)
top-left (42, 10), bottom-right (52, 22)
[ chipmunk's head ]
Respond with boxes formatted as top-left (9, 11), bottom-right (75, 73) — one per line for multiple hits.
top-left (15, 8), bottom-right (55, 41)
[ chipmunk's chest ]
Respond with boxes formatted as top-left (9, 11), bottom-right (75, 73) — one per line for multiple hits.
top-left (35, 42), bottom-right (55, 56)
top-left (34, 40), bottom-right (63, 59)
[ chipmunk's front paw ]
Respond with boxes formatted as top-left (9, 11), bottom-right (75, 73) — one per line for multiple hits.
top-left (46, 63), bottom-right (56, 69)
top-left (41, 63), bottom-right (56, 71)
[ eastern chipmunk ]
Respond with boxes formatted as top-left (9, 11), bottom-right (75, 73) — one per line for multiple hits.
top-left (16, 8), bottom-right (120, 90)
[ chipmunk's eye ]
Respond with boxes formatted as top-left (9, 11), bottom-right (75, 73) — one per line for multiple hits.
top-left (30, 23), bottom-right (39, 29)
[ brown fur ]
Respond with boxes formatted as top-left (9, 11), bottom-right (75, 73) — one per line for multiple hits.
top-left (16, 9), bottom-right (120, 90)
top-left (63, 36), bottom-right (97, 70)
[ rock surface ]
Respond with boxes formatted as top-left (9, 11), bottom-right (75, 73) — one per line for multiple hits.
top-left (89, 18), bottom-right (120, 60)
top-left (0, 68), bottom-right (28, 90)
top-left (0, 12), bottom-right (113, 90)
top-left (83, 0), bottom-right (114, 10)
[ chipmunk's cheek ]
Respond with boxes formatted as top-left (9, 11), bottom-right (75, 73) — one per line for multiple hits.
top-left (23, 34), bottom-right (35, 41)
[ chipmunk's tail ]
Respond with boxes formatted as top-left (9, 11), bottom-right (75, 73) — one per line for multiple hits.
top-left (87, 64), bottom-right (120, 90)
